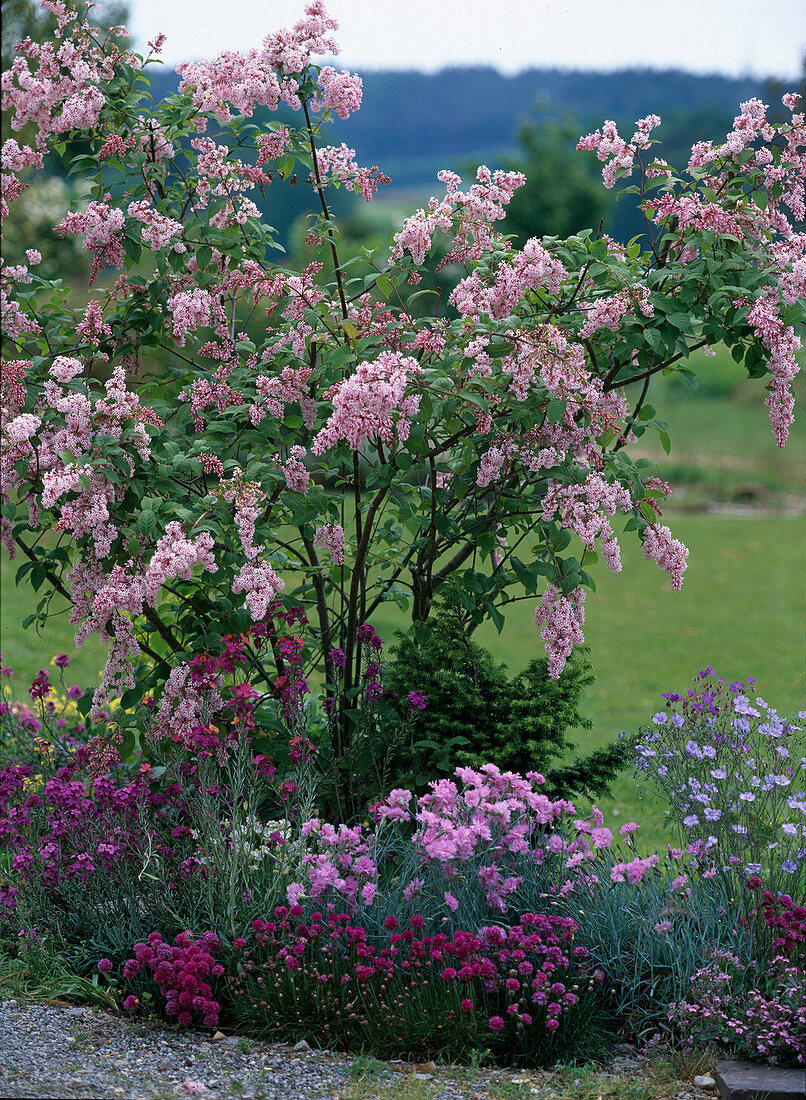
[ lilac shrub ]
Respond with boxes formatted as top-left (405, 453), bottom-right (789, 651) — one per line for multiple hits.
top-left (633, 671), bottom-right (805, 898)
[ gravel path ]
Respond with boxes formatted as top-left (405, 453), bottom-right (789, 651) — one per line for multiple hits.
top-left (0, 999), bottom-right (706, 1099)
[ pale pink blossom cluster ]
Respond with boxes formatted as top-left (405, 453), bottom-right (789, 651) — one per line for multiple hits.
top-left (152, 663), bottom-right (224, 747)
top-left (476, 441), bottom-right (515, 488)
top-left (312, 66), bottom-right (363, 119)
top-left (313, 522), bottom-right (346, 565)
top-left (534, 584), bottom-right (586, 680)
top-left (166, 287), bottom-right (216, 343)
top-left (252, 365), bottom-right (315, 429)
top-left (578, 285), bottom-right (654, 339)
top-left (143, 522), bottom-right (217, 604)
top-left (49, 354), bottom-right (84, 383)
top-left (177, 53), bottom-right (285, 123)
top-left (281, 445), bottom-right (310, 494)
top-left (541, 473), bottom-right (633, 573)
top-left (577, 114), bottom-right (661, 188)
top-left (1, 139), bottom-right (43, 216)
top-left (52, 525), bottom-right (212, 715)
top-left (55, 199), bottom-right (125, 271)
top-left (744, 291), bottom-right (802, 446)
top-left (645, 193), bottom-right (745, 241)
top-left (1, 1), bottom-right (130, 150)
top-left (775, 249), bottom-right (806, 307)
top-left (312, 351), bottom-right (422, 454)
top-left (221, 470), bottom-right (265, 561)
top-left (181, 362), bottom-right (244, 431)
top-left (1, 287), bottom-right (42, 342)
top-left (521, 327), bottom-right (630, 468)
top-left (4, 366), bottom-right (155, 567)
top-left (264, 0), bottom-right (339, 71)
top-left (2, 411), bottom-right (40, 445)
top-left (187, 138), bottom-right (268, 227)
top-left (75, 300), bottom-right (113, 348)
top-left (256, 127), bottom-right (290, 165)
top-left (176, 2), bottom-right (357, 126)
top-left (128, 200), bottom-right (184, 251)
top-left (231, 559), bottom-right (285, 621)
top-left (70, 560), bottom-right (145, 710)
top-left (390, 166), bottom-right (526, 267)
top-left (314, 143), bottom-right (390, 201)
top-left (641, 523), bottom-right (689, 590)
top-left (450, 237), bottom-right (567, 320)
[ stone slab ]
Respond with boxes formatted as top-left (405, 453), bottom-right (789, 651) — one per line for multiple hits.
top-left (716, 1059), bottom-right (805, 1100)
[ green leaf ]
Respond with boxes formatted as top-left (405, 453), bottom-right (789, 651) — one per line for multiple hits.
top-left (123, 236), bottom-right (142, 264)
top-left (546, 398), bottom-right (566, 425)
top-left (486, 341), bottom-right (516, 358)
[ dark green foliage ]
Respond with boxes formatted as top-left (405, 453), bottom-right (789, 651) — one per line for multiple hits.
top-left (382, 591), bottom-right (631, 802)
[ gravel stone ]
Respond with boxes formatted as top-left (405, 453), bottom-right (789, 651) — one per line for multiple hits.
top-left (0, 998), bottom-right (711, 1099)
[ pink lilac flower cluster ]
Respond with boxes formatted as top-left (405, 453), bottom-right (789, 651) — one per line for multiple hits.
top-left (541, 473), bottom-right (633, 574)
top-left (314, 143), bottom-right (390, 201)
top-left (220, 470), bottom-right (265, 562)
top-left (450, 237), bottom-right (567, 320)
top-left (743, 291), bottom-right (801, 448)
top-left (123, 930), bottom-right (224, 1027)
top-left (533, 585), bottom-right (586, 681)
top-left (576, 115), bottom-right (661, 189)
top-left (640, 523), bottom-right (689, 590)
top-left (176, 2), bottom-right (357, 126)
top-left (55, 198), bottom-right (125, 278)
top-left (0, 0), bottom-right (131, 150)
top-left (390, 166), bottom-right (526, 268)
top-left (312, 351), bottom-right (423, 454)
top-left (641, 96), bottom-right (805, 446)
top-left (0, 139), bottom-right (43, 217)
top-left (670, 948), bottom-right (805, 1065)
top-left (313, 522), bottom-right (346, 565)
top-left (578, 285), bottom-right (654, 339)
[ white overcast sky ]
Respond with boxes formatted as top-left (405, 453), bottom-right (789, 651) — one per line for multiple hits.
top-left (129, 0), bottom-right (805, 79)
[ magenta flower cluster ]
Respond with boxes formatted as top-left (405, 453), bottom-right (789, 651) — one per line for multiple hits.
top-left (123, 930), bottom-right (225, 1028)
top-left (227, 905), bottom-right (601, 1053)
top-left (746, 878), bottom-right (806, 963)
